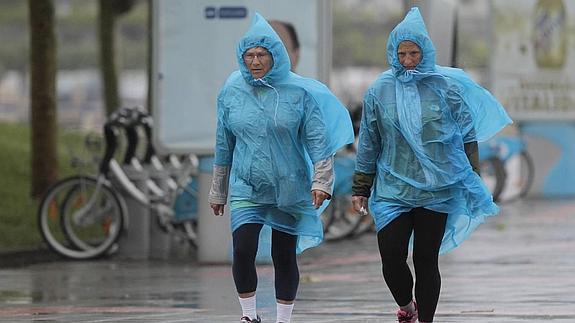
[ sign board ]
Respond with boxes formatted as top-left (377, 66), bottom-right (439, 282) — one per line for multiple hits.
top-left (407, 0), bottom-right (457, 66)
top-left (490, 0), bottom-right (575, 121)
top-left (151, 0), bottom-right (331, 154)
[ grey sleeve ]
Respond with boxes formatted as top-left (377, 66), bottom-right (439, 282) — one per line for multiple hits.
top-left (208, 165), bottom-right (230, 205)
top-left (311, 156), bottom-right (334, 196)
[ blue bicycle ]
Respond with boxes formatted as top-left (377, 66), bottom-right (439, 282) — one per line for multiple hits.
top-left (479, 141), bottom-right (507, 202)
top-left (479, 135), bottom-right (534, 202)
top-left (492, 135), bottom-right (534, 202)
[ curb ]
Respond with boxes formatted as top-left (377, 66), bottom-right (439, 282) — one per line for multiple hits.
top-left (0, 248), bottom-right (61, 268)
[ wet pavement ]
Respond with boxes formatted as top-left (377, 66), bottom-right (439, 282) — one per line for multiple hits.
top-left (1, 198), bottom-right (575, 322)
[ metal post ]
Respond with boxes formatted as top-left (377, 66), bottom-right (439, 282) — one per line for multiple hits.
top-left (116, 165), bottom-right (151, 260)
top-left (197, 156), bottom-right (232, 264)
top-left (147, 167), bottom-right (172, 260)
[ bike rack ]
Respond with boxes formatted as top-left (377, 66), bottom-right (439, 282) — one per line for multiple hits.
top-left (108, 108), bottom-right (153, 260)
top-left (137, 112), bottom-right (176, 259)
top-left (104, 106), bottom-right (200, 260)
top-left (117, 160), bottom-right (152, 260)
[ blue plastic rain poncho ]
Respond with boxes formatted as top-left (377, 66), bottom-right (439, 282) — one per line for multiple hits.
top-left (356, 8), bottom-right (512, 254)
top-left (215, 13), bottom-right (354, 252)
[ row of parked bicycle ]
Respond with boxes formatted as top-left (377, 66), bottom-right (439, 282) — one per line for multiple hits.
top-left (38, 106), bottom-right (533, 258)
top-left (38, 107), bottom-right (200, 260)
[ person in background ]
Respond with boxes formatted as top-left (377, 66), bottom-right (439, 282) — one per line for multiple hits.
top-left (351, 7), bottom-right (512, 323)
top-left (269, 20), bottom-right (300, 72)
top-left (209, 13), bottom-right (353, 323)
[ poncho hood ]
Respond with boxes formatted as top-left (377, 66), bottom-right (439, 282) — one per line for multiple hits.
top-left (387, 7), bottom-right (437, 77)
top-left (236, 12), bottom-right (291, 86)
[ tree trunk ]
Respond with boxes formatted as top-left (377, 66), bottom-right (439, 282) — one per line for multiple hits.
top-left (28, 0), bottom-right (58, 199)
top-left (99, 0), bottom-right (120, 116)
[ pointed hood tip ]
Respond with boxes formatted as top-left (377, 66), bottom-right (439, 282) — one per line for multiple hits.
top-left (252, 11), bottom-right (263, 24)
top-left (409, 7), bottom-right (421, 14)
top-left (405, 6), bottom-right (426, 28)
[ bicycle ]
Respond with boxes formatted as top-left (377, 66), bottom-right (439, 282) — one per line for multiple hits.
top-left (478, 141), bottom-right (507, 202)
top-left (38, 107), bottom-right (198, 259)
top-left (320, 106), bottom-right (375, 241)
top-left (321, 150), bottom-right (373, 242)
top-left (136, 111), bottom-right (199, 244)
top-left (492, 135), bottom-right (534, 202)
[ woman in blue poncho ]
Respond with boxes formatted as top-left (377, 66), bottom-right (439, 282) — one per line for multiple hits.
top-left (351, 7), bottom-right (512, 323)
top-left (208, 13), bottom-right (353, 323)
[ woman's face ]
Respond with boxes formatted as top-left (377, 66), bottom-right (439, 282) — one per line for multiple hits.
top-left (243, 46), bottom-right (273, 79)
top-left (397, 41), bottom-right (421, 70)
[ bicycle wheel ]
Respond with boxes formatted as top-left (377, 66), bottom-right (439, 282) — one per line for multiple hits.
top-left (480, 157), bottom-right (506, 202)
top-left (500, 151), bottom-right (534, 202)
top-left (518, 152), bottom-right (534, 198)
top-left (38, 176), bottom-right (124, 259)
top-left (324, 195), bottom-right (363, 241)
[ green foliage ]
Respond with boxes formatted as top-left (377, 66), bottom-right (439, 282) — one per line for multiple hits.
top-left (0, 0), bottom-right (148, 73)
top-left (332, 3), bottom-right (401, 67)
top-left (0, 0), bottom-right (27, 25)
top-left (0, 2), bottom-right (27, 74)
top-left (457, 31), bottom-right (489, 68)
top-left (0, 122), bottom-right (99, 250)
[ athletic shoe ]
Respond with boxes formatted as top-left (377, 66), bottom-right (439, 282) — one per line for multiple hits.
top-left (396, 302), bottom-right (418, 323)
top-left (240, 315), bottom-right (261, 323)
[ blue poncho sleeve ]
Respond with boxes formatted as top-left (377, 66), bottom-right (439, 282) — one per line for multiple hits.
top-left (446, 84), bottom-right (477, 143)
top-left (301, 94), bottom-right (330, 163)
top-left (214, 89), bottom-right (236, 167)
top-left (355, 91), bottom-right (382, 175)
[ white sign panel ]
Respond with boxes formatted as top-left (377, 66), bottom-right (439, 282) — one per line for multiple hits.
top-left (408, 0), bottom-right (457, 66)
top-left (152, 0), bottom-right (331, 154)
top-left (490, 0), bottom-right (575, 121)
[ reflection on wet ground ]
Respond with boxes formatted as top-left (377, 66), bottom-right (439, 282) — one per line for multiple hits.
top-left (0, 199), bottom-right (574, 322)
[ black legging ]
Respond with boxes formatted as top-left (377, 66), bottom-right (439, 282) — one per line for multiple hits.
top-left (377, 207), bottom-right (448, 322)
top-left (232, 223), bottom-right (299, 301)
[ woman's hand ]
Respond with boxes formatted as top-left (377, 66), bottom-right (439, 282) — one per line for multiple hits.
top-left (210, 203), bottom-right (225, 216)
top-left (352, 195), bottom-right (369, 215)
top-left (311, 190), bottom-right (331, 209)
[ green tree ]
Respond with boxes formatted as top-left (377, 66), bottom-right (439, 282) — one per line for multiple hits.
top-left (99, 0), bottom-right (136, 116)
top-left (28, 0), bottom-right (58, 199)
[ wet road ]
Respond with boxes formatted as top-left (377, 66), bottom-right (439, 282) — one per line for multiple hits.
top-left (1, 198), bottom-right (574, 322)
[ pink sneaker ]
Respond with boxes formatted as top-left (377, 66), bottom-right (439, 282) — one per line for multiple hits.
top-left (396, 302), bottom-right (418, 323)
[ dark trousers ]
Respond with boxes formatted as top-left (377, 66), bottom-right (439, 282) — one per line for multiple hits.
top-left (377, 207), bottom-right (448, 322)
top-left (232, 223), bottom-right (299, 301)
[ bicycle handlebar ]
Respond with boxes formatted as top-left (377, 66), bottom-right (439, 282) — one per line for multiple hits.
top-left (123, 121), bottom-right (139, 165)
top-left (99, 107), bottom-right (144, 177)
